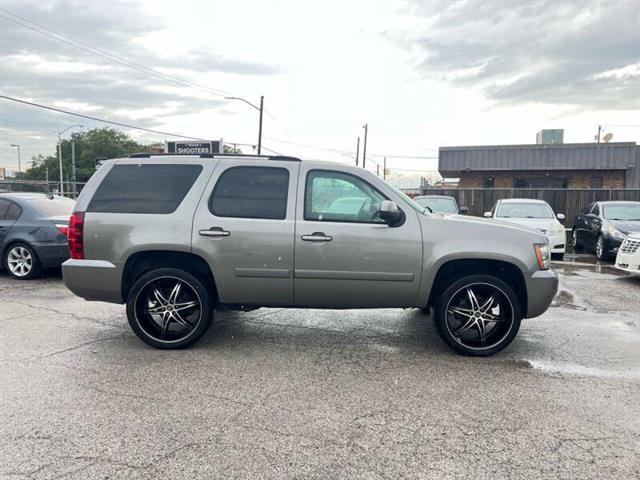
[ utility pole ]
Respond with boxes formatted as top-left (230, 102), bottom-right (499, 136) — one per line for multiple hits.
top-left (383, 156), bottom-right (387, 180)
top-left (258, 95), bottom-right (264, 155)
top-left (362, 123), bottom-right (368, 169)
top-left (596, 125), bottom-right (602, 143)
top-left (355, 137), bottom-right (360, 166)
top-left (71, 139), bottom-right (77, 198)
top-left (57, 134), bottom-right (63, 194)
top-left (376, 165), bottom-right (380, 176)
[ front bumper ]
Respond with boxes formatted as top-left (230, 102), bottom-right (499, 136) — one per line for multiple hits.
top-left (62, 259), bottom-right (123, 303)
top-left (615, 252), bottom-right (640, 275)
top-left (547, 232), bottom-right (566, 253)
top-left (525, 269), bottom-right (559, 318)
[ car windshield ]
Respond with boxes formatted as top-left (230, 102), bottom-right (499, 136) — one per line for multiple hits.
top-left (415, 197), bottom-right (458, 214)
top-left (496, 202), bottom-right (554, 219)
top-left (602, 203), bottom-right (640, 221)
top-left (26, 196), bottom-right (75, 217)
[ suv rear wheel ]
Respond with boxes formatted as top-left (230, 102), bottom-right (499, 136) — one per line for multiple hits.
top-left (434, 274), bottom-right (522, 356)
top-left (126, 268), bottom-right (213, 349)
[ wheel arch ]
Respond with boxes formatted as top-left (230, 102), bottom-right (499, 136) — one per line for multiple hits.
top-left (427, 258), bottom-right (527, 315)
top-left (121, 250), bottom-right (218, 303)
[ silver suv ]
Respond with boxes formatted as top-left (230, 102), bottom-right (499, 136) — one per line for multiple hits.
top-left (62, 154), bottom-right (558, 356)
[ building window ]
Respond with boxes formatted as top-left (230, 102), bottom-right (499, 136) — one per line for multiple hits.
top-left (514, 178), bottom-right (529, 188)
top-left (590, 177), bottom-right (603, 188)
top-left (484, 176), bottom-right (495, 188)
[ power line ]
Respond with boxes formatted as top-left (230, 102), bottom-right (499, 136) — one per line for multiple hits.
top-left (0, 9), bottom-right (232, 98)
top-left (1, 94), bottom-right (209, 140)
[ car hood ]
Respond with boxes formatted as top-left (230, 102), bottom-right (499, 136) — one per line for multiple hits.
top-left (607, 219), bottom-right (640, 234)
top-left (436, 213), bottom-right (547, 240)
top-left (493, 217), bottom-right (561, 233)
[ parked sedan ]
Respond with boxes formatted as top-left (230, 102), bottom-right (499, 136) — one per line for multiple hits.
top-left (484, 199), bottom-right (566, 260)
top-left (572, 201), bottom-right (640, 260)
top-left (0, 193), bottom-right (75, 279)
top-left (414, 195), bottom-right (468, 216)
top-left (615, 233), bottom-right (640, 275)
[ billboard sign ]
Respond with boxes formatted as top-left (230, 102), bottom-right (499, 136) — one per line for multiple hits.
top-left (165, 140), bottom-right (222, 155)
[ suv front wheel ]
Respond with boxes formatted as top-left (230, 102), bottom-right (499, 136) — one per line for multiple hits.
top-left (434, 274), bottom-right (522, 356)
top-left (126, 268), bottom-right (213, 349)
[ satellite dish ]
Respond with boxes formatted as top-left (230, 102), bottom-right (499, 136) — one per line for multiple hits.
top-left (603, 132), bottom-right (613, 143)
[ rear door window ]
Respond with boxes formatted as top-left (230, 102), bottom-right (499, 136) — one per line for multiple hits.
top-left (88, 164), bottom-right (203, 214)
top-left (0, 199), bottom-right (9, 219)
top-left (209, 166), bottom-right (289, 220)
top-left (5, 203), bottom-right (22, 220)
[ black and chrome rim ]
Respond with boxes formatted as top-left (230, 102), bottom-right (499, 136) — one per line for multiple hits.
top-left (134, 276), bottom-right (202, 343)
top-left (445, 283), bottom-right (515, 350)
top-left (7, 246), bottom-right (33, 277)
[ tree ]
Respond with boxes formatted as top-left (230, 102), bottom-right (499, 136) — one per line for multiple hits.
top-left (224, 144), bottom-right (244, 154)
top-left (20, 128), bottom-right (150, 183)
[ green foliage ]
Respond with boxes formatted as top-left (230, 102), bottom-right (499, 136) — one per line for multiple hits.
top-left (223, 144), bottom-right (244, 154)
top-left (19, 128), bottom-right (151, 183)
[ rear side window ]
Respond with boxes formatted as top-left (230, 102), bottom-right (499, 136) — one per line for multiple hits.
top-left (88, 164), bottom-right (202, 214)
top-left (5, 203), bottom-right (22, 220)
top-left (0, 199), bottom-right (9, 218)
top-left (210, 166), bottom-right (289, 219)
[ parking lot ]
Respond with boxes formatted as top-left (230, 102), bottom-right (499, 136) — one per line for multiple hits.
top-left (1, 257), bottom-right (639, 479)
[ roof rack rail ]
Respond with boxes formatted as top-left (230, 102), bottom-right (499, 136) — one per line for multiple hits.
top-left (128, 152), bottom-right (301, 162)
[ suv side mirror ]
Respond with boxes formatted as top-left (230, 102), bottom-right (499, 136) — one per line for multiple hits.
top-left (459, 206), bottom-right (469, 214)
top-left (483, 212), bottom-right (492, 218)
top-left (378, 200), bottom-right (404, 226)
top-left (556, 213), bottom-right (565, 221)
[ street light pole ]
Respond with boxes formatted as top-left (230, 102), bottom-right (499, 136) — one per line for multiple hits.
top-left (56, 124), bottom-right (83, 195)
top-left (225, 96), bottom-right (264, 155)
top-left (355, 137), bottom-right (360, 166)
top-left (9, 144), bottom-right (20, 175)
top-left (362, 124), bottom-right (368, 169)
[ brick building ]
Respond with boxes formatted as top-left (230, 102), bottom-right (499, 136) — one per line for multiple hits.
top-left (438, 142), bottom-right (640, 189)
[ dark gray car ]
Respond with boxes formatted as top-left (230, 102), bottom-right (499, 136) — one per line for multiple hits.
top-left (0, 193), bottom-right (75, 279)
top-left (63, 154), bottom-right (558, 356)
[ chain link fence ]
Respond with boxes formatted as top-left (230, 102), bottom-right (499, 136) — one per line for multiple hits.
top-left (0, 179), bottom-right (87, 198)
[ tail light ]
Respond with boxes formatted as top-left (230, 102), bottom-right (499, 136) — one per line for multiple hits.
top-left (68, 212), bottom-right (85, 259)
top-left (55, 224), bottom-right (69, 236)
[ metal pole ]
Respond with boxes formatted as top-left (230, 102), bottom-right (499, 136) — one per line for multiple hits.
top-left (257, 95), bottom-right (264, 155)
top-left (362, 124), bottom-right (368, 169)
top-left (17, 145), bottom-right (21, 175)
top-left (376, 165), bottom-right (380, 176)
top-left (355, 137), bottom-right (360, 166)
top-left (383, 156), bottom-right (387, 180)
top-left (58, 132), bottom-right (63, 194)
top-left (71, 139), bottom-right (76, 199)
top-left (597, 125), bottom-right (602, 143)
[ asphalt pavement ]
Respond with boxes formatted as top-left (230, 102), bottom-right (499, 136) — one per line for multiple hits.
top-left (1, 258), bottom-right (639, 479)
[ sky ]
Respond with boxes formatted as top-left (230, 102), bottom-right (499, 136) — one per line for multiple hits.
top-left (1, 0), bottom-right (639, 183)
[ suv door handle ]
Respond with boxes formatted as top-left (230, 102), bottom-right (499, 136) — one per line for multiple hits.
top-left (301, 232), bottom-right (332, 242)
top-left (199, 227), bottom-right (231, 238)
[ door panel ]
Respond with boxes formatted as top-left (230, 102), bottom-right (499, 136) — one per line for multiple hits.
top-left (293, 166), bottom-right (423, 308)
top-left (192, 160), bottom-right (299, 306)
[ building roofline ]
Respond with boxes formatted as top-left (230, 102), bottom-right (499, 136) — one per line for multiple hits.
top-left (439, 142), bottom-right (637, 151)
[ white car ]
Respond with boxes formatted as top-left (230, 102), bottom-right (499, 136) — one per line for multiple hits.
top-left (485, 199), bottom-right (567, 260)
top-left (615, 233), bottom-right (640, 275)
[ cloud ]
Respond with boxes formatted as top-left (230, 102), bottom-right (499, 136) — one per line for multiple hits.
top-left (398, 0), bottom-right (640, 110)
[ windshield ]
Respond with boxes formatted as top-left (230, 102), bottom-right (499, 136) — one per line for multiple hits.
top-left (602, 203), bottom-right (640, 221)
top-left (415, 197), bottom-right (458, 214)
top-left (26, 196), bottom-right (75, 217)
top-left (496, 202), bottom-right (554, 219)
top-left (379, 179), bottom-right (427, 214)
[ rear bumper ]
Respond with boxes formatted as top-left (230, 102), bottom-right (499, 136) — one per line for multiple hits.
top-left (34, 242), bottom-right (69, 268)
top-left (525, 269), bottom-right (559, 318)
top-left (62, 259), bottom-right (123, 303)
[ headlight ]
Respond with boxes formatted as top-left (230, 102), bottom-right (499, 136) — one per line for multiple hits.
top-left (550, 223), bottom-right (565, 235)
top-left (603, 224), bottom-right (626, 241)
top-left (534, 243), bottom-right (550, 270)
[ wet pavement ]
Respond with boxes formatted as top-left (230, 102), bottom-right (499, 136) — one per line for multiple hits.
top-left (1, 258), bottom-right (639, 479)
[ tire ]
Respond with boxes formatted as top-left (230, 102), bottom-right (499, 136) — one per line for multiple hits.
top-left (551, 253), bottom-right (564, 261)
top-left (126, 268), bottom-right (213, 349)
top-left (433, 274), bottom-right (522, 356)
top-left (3, 243), bottom-right (41, 280)
top-left (571, 229), bottom-right (583, 251)
top-left (595, 235), bottom-right (610, 261)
